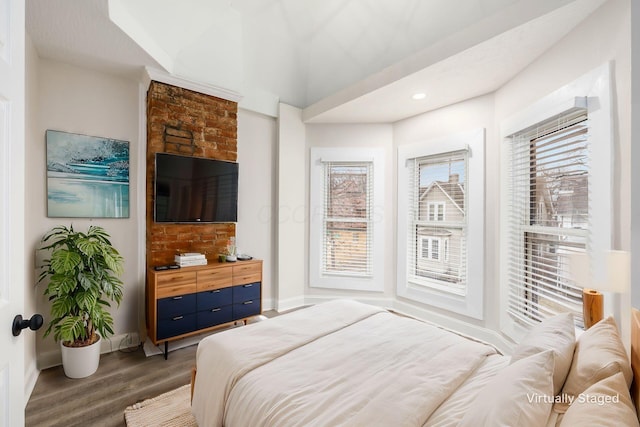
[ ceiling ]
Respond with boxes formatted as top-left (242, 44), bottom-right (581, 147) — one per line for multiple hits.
top-left (26, 0), bottom-right (605, 122)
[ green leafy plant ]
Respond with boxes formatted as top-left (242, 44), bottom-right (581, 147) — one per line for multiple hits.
top-left (38, 225), bottom-right (124, 346)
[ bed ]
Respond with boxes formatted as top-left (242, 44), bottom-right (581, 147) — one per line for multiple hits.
top-left (191, 299), bottom-right (640, 426)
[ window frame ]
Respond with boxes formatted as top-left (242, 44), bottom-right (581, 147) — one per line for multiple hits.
top-left (500, 63), bottom-right (613, 340)
top-left (309, 147), bottom-right (385, 292)
top-left (397, 128), bottom-right (485, 319)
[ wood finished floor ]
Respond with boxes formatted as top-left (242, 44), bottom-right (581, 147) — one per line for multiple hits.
top-left (25, 343), bottom-right (197, 427)
top-left (26, 309), bottom-right (284, 426)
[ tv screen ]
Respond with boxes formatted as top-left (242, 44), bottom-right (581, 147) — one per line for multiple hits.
top-left (154, 153), bottom-right (238, 223)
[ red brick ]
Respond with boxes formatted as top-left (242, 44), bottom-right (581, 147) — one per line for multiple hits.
top-left (146, 81), bottom-right (238, 268)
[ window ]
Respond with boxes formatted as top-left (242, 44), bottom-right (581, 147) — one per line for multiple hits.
top-left (428, 202), bottom-right (445, 221)
top-left (322, 163), bottom-right (372, 275)
top-left (505, 108), bottom-right (589, 326)
top-left (409, 151), bottom-right (466, 289)
top-left (397, 129), bottom-right (484, 319)
top-left (420, 237), bottom-right (445, 261)
top-left (500, 64), bottom-right (613, 337)
top-left (310, 147), bottom-right (385, 292)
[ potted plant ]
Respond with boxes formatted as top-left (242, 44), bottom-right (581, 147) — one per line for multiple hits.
top-left (38, 225), bottom-right (124, 378)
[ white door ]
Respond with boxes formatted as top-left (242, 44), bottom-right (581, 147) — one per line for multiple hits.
top-left (0, 1), bottom-right (26, 426)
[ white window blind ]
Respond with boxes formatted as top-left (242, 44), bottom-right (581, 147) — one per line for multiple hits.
top-left (406, 150), bottom-right (467, 295)
top-left (322, 162), bottom-right (373, 277)
top-left (505, 108), bottom-right (589, 326)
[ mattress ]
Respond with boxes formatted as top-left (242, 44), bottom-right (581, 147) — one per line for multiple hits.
top-left (191, 299), bottom-right (506, 426)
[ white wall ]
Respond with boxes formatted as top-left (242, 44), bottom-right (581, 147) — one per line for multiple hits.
top-left (237, 109), bottom-right (277, 309)
top-left (29, 59), bottom-right (142, 368)
top-left (276, 104), bottom-right (307, 310)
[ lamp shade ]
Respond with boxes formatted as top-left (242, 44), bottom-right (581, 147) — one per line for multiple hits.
top-left (603, 250), bottom-right (630, 293)
top-left (567, 250), bottom-right (630, 293)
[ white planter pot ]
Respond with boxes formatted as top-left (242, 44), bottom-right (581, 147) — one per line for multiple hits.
top-left (60, 335), bottom-right (101, 379)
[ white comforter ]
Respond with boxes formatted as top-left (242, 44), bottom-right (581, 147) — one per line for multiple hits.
top-left (192, 300), bottom-right (499, 426)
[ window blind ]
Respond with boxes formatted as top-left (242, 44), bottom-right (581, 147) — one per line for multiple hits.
top-left (406, 150), bottom-right (467, 295)
top-left (506, 108), bottom-right (589, 326)
top-left (322, 162), bottom-right (373, 276)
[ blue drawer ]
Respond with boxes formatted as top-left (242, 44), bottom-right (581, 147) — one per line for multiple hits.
top-left (157, 293), bottom-right (197, 319)
top-left (197, 305), bottom-right (233, 329)
top-left (157, 313), bottom-right (197, 340)
top-left (233, 300), bottom-right (260, 320)
top-left (197, 287), bottom-right (232, 311)
top-left (232, 282), bottom-right (260, 304)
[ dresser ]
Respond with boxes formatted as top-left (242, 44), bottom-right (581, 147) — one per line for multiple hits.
top-left (146, 259), bottom-right (262, 358)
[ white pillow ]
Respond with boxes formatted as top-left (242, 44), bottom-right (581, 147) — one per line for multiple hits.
top-left (459, 350), bottom-right (555, 427)
top-left (510, 312), bottom-right (576, 395)
top-left (561, 316), bottom-right (632, 403)
top-left (560, 372), bottom-right (639, 427)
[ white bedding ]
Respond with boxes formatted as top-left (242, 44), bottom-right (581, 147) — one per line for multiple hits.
top-left (192, 300), bottom-right (502, 426)
top-left (425, 354), bottom-right (509, 426)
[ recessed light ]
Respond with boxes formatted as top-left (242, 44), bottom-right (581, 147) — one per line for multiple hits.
top-left (412, 93), bottom-right (426, 100)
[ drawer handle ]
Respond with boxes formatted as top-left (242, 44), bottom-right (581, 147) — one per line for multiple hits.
top-left (242, 301), bottom-right (253, 305)
top-left (243, 284), bottom-right (253, 288)
top-left (211, 308), bottom-right (221, 312)
top-left (211, 290), bottom-right (221, 294)
top-left (172, 296), bottom-right (183, 300)
top-left (172, 316), bottom-right (184, 321)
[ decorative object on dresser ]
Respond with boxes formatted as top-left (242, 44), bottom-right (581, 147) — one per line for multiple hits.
top-left (38, 225), bottom-right (124, 378)
top-left (174, 252), bottom-right (207, 267)
top-left (146, 259), bottom-right (262, 359)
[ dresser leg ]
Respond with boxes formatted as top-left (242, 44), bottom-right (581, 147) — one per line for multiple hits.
top-left (164, 341), bottom-right (168, 360)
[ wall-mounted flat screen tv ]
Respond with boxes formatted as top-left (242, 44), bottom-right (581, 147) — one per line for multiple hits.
top-left (154, 153), bottom-right (238, 223)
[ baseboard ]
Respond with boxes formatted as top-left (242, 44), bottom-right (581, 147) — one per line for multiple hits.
top-left (100, 332), bottom-right (141, 354)
top-left (37, 331), bottom-right (142, 370)
top-left (261, 297), bottom-right (275, 311)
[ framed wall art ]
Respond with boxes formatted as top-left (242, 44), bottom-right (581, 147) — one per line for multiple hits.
top-left (46, 130), bottom-right (130, 218)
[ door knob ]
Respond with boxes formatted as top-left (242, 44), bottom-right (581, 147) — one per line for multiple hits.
top-left (12, 314), bottom-right (44, 336)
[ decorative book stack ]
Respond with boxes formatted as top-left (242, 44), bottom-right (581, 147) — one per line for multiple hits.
top-left (175, 252), bottom-right (207, 267)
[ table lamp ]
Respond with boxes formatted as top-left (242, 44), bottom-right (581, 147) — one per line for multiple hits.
top-left (569, 250), bottom-right (630, 329)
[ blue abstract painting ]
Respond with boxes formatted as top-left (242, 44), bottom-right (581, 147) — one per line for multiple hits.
top-left (46, 130), bottom-right (129, 218)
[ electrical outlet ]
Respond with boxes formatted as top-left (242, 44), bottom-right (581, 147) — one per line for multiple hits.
top-left (34, 248), bottom-right (45, 269)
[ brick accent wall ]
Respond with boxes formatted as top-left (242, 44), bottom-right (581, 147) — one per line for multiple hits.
top-left (146, 81), bottom-right (238, 267)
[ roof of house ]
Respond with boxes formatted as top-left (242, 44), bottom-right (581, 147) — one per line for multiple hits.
top-left (419, 180), bottom-right (465, 214)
